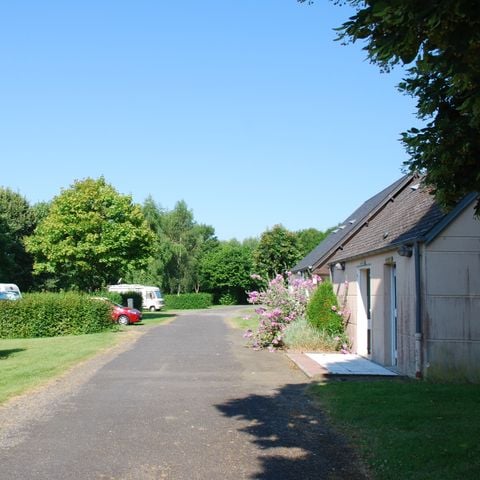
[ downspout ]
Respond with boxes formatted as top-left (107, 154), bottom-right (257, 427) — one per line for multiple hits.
top-left (414, 241), bottom-right (423, 378)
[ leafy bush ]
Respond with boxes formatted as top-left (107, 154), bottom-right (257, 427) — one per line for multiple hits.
top-left (0, 292), bottom-right (116, 339)
top-left (283, 317), bottom-right (349, 352)
top-left (95, 290), bottom-right (122, 304)
top-left (245, 273), bottom-right (319, 350)
top-left (218, 292), bottom-right (237, 305)
top-left (163, 293), bottom-right (213, 310)
top-left (306, 281), bottom-right (344, 335)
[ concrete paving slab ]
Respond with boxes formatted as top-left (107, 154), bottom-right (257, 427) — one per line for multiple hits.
top-left (305, 353), bottom-right (398, 376)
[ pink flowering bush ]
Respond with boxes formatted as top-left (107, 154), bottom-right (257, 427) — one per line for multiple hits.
top-left (245, 272), bottom-right (320, 350)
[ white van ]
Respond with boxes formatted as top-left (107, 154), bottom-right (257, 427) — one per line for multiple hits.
top-left (0, 283), bottom-right (22, 300)
top-left (107, 284), bottom-right (164, 311)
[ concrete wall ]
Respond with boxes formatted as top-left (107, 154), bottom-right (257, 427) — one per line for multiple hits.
top-left (423, 204), bottom-right (480, 382)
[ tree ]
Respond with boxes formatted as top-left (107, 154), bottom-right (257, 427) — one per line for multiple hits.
top-left (25, 178), bottom-right (155, 291)
top-left (161, 200), bottom-right (217, 294)
top-left (199, 240), bottom-right (256, 303)
top-left (301, 0), bottom-right (480, 212)
top-left (254, 224), bottom-right (302, 279)
top-left (126, 196), bottom-right (172, 288)
top-left (296, 227), bottom-right (333, 258)
top-left (0, 187), bottom-right (36, 289)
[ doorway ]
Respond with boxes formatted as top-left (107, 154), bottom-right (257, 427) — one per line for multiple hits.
top-left (357, 267), bottom-right (372, 357)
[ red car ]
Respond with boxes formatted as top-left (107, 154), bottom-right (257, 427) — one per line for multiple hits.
top-left (111, 302), bottom-right (142, 325)
top-left (92, 297), bottom-right (142, 325)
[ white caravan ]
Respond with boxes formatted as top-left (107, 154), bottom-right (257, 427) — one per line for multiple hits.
top-left (107, 284), bottom-right (164, 311)
top-left (0, 283), bottom-right (22, 300)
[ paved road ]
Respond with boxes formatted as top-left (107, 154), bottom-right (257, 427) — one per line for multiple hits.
top-left (0, 308), bottom-right (367, 479)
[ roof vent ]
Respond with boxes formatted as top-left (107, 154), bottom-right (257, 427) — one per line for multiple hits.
top-left (332, 229), bottom-right (340, 233)
top-left (410, 184), bottom-right (420, 191)
top-left (383, 231), bottom-right (389, 239)
top-left (349, 219), bottom-right (356, 224)
top-left (339, 225), bottom-right (346, 229)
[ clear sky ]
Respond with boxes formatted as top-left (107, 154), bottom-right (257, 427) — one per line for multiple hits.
top-left (1, 0), bottom-right (418, 241)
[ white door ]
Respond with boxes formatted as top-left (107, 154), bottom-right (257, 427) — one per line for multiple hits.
top-left (390, 265), bottom-right (398, 366)
top-left (357, 267), bottom-right (372, 357)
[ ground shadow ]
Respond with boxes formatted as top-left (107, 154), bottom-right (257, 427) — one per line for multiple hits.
top-left (0, 348), bottom-right (25, 360)
top-left (215, 382), bottom-right (368, 480)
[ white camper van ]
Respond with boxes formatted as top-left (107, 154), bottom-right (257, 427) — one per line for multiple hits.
top-left (0, 283), bottom-right (22, 300)
top-left (107, 284), bottom-right (164, 311)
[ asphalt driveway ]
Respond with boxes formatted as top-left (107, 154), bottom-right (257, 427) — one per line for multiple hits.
top-left (0, 308), bottom-right (367, 479)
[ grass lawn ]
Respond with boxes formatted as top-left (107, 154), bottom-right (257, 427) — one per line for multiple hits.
top-left (0, 312), bottom-right (176, 405)
top-left (310, 380), bottom-right (480, 480)
top-left (226, 308), bottom-right (258, 331)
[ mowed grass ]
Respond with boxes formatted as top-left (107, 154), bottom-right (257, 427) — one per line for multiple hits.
top-left (227, 308), bottom-right (258, 331)
top-left (310, 380), bottom-right (480, 480)
top-left (0, 312), bottom-right (176, 405)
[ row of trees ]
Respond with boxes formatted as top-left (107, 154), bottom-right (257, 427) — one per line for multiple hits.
top-left (0, 179), bottom-right (331, 301)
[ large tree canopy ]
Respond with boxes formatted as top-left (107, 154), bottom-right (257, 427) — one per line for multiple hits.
top-left (301, 0), bottom-right (480, 211)
top-left (199, 240), bottom-right (256, 302)
top-left (25, 178), bottom-right (155, 290)
top-left (254, 224), bottom-right (301, 278)
top-left (0, 187), bottom-right (35, 289)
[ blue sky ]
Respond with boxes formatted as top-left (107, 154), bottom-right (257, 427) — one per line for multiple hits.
top-left (1, 1), bottom-right (417, 240)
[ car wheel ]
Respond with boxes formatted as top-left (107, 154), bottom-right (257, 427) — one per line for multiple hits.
top-left (149, 306), bottom-right (155, 312)
top-left (118, 315), bottom-right (130, 326)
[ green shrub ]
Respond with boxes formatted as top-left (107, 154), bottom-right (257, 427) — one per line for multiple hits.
top-left (218, 293), bottom-right (237, 305)
top-left (0, 292), bottom-right (116, 339)
top-left (306, 281), bottom-right (344, 335)
top-left (164, 293), bottom-right (213, 310)
top-left (284, 317), bottom-right (349, 351)
top-left (95, 290), bottom-right (122, 304)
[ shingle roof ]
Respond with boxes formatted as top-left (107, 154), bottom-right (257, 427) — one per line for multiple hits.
top-left (291, 174), bottom-right (411, 273)
top-left (329, 182), bottom-right (478, 264)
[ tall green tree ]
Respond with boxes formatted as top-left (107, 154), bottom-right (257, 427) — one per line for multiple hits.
top-left (199, 240), bottom-right (256, 303)
top-left (126, 196), bottom-right (172, 288)
top-left (296, 227), bottom-right (332, 258)
top-left (0, 187), bottom-right (36, 289)
top-left (254, 224), bottom-right (301, 279)
top-left (25, 178), bottom-right (155, 291)
top-left (161, 200), bottom-right (217, 294)
top-left (301, 0), bottom-right (480, 211)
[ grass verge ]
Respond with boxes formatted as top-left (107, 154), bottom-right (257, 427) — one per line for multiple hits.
top-left (283, 317), bottom-right (339, 351)
top-left (226, 308), bottom-right (258, 331)
top-left (310, 380), bottom-right (480, 480)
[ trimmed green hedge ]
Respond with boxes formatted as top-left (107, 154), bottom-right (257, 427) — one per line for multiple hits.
top-left (0, 292), bottom-right (116, 339)
top-left (164, 293), bottom-right (213, 310)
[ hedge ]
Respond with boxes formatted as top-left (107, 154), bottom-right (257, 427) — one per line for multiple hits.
top-left (163, 293), bottom-right (213, 310)
top-left (0, 292), bottom-right (116, 339)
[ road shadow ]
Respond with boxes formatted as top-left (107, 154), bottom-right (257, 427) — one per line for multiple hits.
top-left (215, 382), bottom-right (368, 480)
top-left (0, 348), bottom-right (25, 360)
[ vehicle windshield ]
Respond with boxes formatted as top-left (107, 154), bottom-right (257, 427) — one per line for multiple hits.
top-left (154, 291), bottom-right (162, 298)
top-left (3, 291), bottom-right (20, 300)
